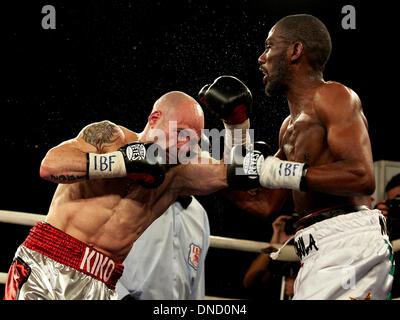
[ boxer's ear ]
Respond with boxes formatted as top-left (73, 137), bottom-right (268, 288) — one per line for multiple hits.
top-left (289, 41), bottom-right (304, 63)
top-left (148, 111), bottom-right (162, 128)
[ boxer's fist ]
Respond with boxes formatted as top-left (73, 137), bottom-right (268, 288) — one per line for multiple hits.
top-left (227, 141), bottom-right (272, 190)
top-left (198, 75), bottom-right (252, 124)
top-left (118, 142), bottom-right (167, 188)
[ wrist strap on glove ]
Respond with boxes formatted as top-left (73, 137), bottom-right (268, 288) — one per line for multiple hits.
top-left (87, 151), bottom-right (126, 179)
top-left (260, 157), bottom-right (308, 192)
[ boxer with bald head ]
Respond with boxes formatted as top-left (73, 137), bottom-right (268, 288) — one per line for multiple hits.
top-left (4, 90), bottom-right (229, 300)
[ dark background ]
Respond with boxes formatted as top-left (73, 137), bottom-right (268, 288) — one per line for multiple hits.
top-left (1, 0), bottom-right (399, 299)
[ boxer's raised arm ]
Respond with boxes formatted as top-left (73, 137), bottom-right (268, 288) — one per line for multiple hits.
top-left (39, 120), bottom-right (126, 184)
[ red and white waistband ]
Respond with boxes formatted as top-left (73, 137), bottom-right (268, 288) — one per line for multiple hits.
top-left (22, 222), bottom-right (124, 290)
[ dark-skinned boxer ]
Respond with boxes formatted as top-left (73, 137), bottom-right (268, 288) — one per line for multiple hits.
top-left (223, 14), bottom-right (394, 300)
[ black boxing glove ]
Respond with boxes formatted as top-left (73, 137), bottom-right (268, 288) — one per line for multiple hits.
top-left (198, 75), bottom-right (252, 125)
top-left (227, 141), bottom-right (272, 190)
top-left (87, 142), bottom-right (167, 188)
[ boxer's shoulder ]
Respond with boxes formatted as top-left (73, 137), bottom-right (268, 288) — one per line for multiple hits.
top-left (315, 81), bottom-right (360, 107)
top-left (314, 81), bottom-right (361, 123)
top-left (77, 120), bottom-right (128, 153)
top-left (118, 125), bottom-right (139, 143)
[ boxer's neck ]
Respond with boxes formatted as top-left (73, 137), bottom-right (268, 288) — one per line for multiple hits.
top-left (286, 72), bottom-right (325, 117)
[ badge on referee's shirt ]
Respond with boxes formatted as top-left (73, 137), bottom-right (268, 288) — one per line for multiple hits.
top-left (188, 243), bottom-right (201, 270)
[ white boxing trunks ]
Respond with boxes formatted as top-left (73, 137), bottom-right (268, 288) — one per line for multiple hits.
top-left (3, 222), bottom-right (124, 300)
top-left (292, 205), bottom-right (394, 300)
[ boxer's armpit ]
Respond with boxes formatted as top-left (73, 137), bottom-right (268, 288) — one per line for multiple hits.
top-left (81, 121), bottom-right (121, 153)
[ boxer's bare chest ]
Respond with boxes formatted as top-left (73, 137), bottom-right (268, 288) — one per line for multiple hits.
top-left (281, 110), bottom-right (330, 166)
top-left (77, 178), bottom-right (157, 205)
top-left (48, 177), bottom-right (168, 244)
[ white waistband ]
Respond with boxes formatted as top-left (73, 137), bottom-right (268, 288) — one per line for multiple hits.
top-left (293, 209), bottom-right (385, 262)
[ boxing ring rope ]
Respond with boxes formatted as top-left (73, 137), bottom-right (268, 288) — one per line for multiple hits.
top-left (1, 209), bottom-right (400, 299)
top-left (0, 209), bottom-right (302, 260)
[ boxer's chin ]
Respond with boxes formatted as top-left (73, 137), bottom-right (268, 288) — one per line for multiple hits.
top-left (265, 80), bottom-right (286, 97)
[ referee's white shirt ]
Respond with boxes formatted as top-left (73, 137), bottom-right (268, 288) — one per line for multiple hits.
top-left (116, 197), bottom-right (210, 299)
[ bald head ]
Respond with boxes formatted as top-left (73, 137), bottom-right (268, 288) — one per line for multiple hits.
top-left (151, 91), bottom-right (204, 136)
top-left (143, 91), bottom-right (205, 158)
top-left (153, 91), bottom-right (203, 121)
